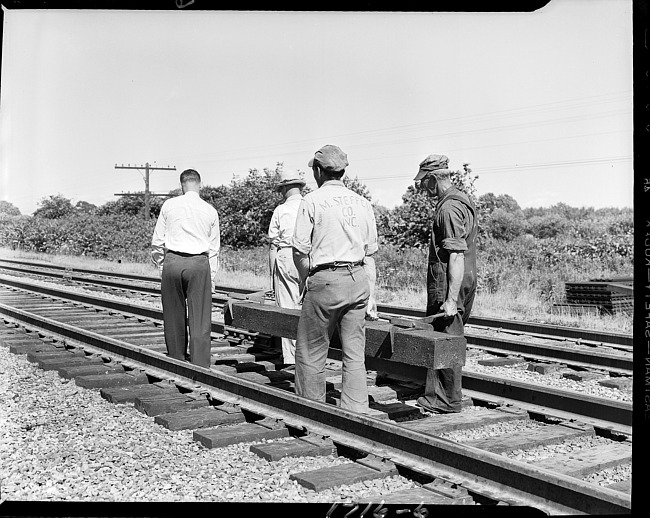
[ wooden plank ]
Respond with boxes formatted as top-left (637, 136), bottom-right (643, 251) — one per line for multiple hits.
top-left (193, 420), bottom-right (288, 449)
top-left (369, 401), bottom-right (421, 420)
top-left (58, 363), bottom-right (124, 379)
top-left (401, 407), bottom-right (529, 435)
top-left (226, 301), bottom-right (466, 369)
top-left (533, 442), bottom-right (632, 478)
top-left (606, 478), bottom-right (631, 493)
top-left (356, 487), bottom-right (459, 505)
top-left (37, 356), bottom-right (104, 370)
top-left (100, 384), bottom-right (174, 404)
top-left (422, 479), bottom-right (474, 504)
top-left (250, 436), bottom-right (336, 461)
top-left (478, 357), bottom-right (526, 367)
top-left (154, 406), bottom-right (247, 431)
top-left (465, 423), bottom-right (594, 453)
top-left (26, 350), bottom-right (85, 362)
top-left (137, 397), bottom-right (209, 417)
top-left (290, 463), bottom-right (392, 491)
top-left (74, 372), bottom-right (149, 389)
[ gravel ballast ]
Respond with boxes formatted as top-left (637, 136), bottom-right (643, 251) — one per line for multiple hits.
top-left (0, 346), bottom-right (418, 503)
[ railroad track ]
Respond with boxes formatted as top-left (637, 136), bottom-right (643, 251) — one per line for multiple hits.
top-left (0, 272), bottom-right (632, 513)
top-left (0, 259), bottom-right (633, 368)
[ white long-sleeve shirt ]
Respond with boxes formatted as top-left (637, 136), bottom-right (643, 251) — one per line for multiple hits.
top-left (151, 191), bottom-right (220, 279)
top-left (268, 193), bottom-right (302, 248)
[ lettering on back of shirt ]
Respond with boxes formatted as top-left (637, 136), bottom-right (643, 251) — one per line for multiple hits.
top-left (342, 206), bottom-right (358, 227)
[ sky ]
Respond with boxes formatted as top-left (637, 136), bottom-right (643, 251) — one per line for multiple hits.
top-left (0, 1), bottom-right (634, 216)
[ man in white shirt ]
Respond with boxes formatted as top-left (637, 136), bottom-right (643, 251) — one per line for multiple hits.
top-left (151, 169), bottom-right (220, 368)
top-left (292, 145), bottom-right (378, 414)
top-left (268, 170), bottom-right (305, 368)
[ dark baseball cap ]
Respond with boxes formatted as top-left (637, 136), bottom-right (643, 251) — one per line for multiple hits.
top-left (413, 154), bottom-right (449, 181)
top-left (308, 145), bottom-right (349, 172)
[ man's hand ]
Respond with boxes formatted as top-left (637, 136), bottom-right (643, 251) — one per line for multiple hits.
top-left (442, 298), bottom-right (458, 317)
top-left (365, 296), bottom-right (378, 321)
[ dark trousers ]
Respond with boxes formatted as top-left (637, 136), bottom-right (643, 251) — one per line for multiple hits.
top-left (423, 266), bottom-right (476, 413)
top-left (160, 251), bottom-right (212, 368)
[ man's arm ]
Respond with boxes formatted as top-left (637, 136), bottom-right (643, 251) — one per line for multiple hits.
top-left (443, 251), bottom-right (465, 316)
top-left (363, 255), bottom-right (378, 320)
top-left (150, 209), bottom-right (167, 277)
top-left (208, 212), bottom-right (220, 285)
top-left (268, 245), bottom-right (277, 289)
top-left (293, 249), bottom-right (310, 286)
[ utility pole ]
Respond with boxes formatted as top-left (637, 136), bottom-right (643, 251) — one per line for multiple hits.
top-left (115, 163), bottom-right (176, 219)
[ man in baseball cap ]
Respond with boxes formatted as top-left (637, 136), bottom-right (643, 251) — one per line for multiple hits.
top-left (414, 153), bottom-right (478, 414)
top-left (307, 144), bottom-right (349, 172)
top-left (268, 170), bottom-right (306, 369)
top-left (291, 144), bottom-right (378, 414)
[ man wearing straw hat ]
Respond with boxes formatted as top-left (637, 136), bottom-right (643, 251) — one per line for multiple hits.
top-left (268, 169), bottom-right (306, 369)
top-left (292, 145), bottom-right (378, 414)
top-left (414, 153), bottom-right (478, 414)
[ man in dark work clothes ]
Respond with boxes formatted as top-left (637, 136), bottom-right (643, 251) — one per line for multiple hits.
top-left (414, 154), bottom-right (478, 413)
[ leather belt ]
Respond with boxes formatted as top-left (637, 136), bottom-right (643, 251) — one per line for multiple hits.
top-left (309, 261), bottom-right (364, 276)
top-left (167, 250), bottom-right (208, 257)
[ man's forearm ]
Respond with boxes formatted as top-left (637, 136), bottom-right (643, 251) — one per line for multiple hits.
top-left (268, 245), bottom-right (277, 278)
top-left (446, 252), bottom-right (465, 303)
top-left (292, 249), bottom-right (310, 284)
top-left (363, 255), bottom-right (377, 299)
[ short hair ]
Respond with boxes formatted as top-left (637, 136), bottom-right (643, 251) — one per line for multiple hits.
top-left (313, 164), bottom-right (345, 181)
top-left (180, 169), bottom-right (201, 184)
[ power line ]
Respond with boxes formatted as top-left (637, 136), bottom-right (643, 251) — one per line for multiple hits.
top-left (115, 163), bottom-right (176, 219)
top-left (153, 91), bottom-right (632, 165)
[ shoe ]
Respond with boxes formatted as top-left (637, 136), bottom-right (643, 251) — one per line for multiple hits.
top-left (416, 396), bottom-right (460, 414)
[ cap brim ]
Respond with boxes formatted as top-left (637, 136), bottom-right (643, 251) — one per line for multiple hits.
top-left (308, 158), bottom-right (315, 168)
top-left (413, 169), bottom-right (429, 182)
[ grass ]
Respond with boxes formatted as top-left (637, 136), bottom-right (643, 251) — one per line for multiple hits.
top-left (0, 246), bottom-right (632, 334)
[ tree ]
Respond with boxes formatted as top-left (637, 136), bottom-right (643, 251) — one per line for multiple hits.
top-left (379, 162), bottom-right (479, 249)
top-left (485, 208), bottom-right (525, 241)
top-left (74, 200), bottom-right (97, 215)
top-left (33, 194), bottom-right (74, 219)
top-left (97, 195), bottom-right (164, 219)
top-left (478, 193), bottom-right (521, 214)
top-left (200, 163), bottom-right (312, 249)
top-left (0, 201), bottom-right (21, 216)
top-left (343, 175), bottom-right (372, 202)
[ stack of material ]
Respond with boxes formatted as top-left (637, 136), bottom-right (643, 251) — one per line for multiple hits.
top-left (559, 277), bottom-right (633, 316)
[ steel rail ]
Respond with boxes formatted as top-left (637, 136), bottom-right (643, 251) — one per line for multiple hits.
top-left (0, 302), bottom-right (631, 515)
top-left (0, 274), bottom-right (632, 434)
top-left (1, 263), bottom-right (631, 372)
top-left (0, 258), bottom-right (632, 347)
top-left (377, 303), bottom-right (633, 348)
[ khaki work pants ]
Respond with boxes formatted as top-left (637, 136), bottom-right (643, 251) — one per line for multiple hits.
top-left (273, 247), bottom-right (301, 364)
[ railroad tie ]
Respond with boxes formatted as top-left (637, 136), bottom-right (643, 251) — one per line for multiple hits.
top-left (194, 418), bottom-right (289, 449)
top-left (249, 435), bottom-right (336, 461)
top-left (74, 371), bottom-right (150, 389)
top-left (532, 441), bottom-right (632, 478)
